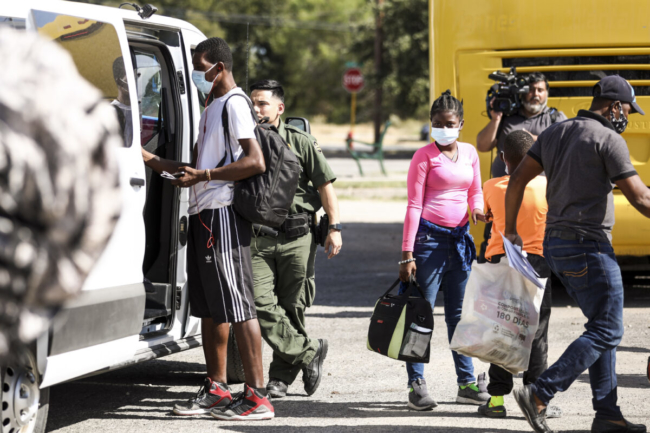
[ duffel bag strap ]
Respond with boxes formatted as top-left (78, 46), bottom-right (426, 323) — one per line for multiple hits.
top-left (381, 278), bottom-right (402, 298)
top-left (407, 275), bottom-right (426, 298)
top-left (382, 277), bottom-right (426, 299)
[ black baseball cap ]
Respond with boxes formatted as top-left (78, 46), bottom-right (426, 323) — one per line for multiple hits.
top-left (593, 75), bottom-right (645, 115)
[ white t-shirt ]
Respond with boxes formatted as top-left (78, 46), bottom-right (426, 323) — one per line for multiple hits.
top-left (189, 88), bottom-right (256, 214)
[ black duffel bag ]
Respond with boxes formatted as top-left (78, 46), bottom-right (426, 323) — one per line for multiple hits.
top-left (367, 277), bottom-right (434, 363)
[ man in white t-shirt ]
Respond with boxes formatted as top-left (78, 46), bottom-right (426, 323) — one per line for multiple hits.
top-left (141, 37), bottom-right (274, 421)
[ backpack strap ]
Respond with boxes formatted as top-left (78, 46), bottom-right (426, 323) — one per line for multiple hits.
top-left (218, 92), bottom-right (259, 168)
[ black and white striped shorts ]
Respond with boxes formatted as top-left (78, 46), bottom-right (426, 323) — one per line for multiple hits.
top-left (187, 206), bottom-right (256, 323)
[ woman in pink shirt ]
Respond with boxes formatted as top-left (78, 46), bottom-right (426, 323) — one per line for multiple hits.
top-left (399, 91), bottom-right (488, 410)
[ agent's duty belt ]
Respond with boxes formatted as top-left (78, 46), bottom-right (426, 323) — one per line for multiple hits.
top-left (252, 224), bottom-right (279, 237)
top-left (253, 213), bottom-right (313, 239)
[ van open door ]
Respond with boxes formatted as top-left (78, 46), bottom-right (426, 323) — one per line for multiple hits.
top-left (179, 28), bottom-right (206, 338)
top-left (25, 1), bottom-right (147, 387)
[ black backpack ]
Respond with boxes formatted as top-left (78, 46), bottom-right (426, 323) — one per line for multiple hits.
top-left (220, 93), bottom-right (300, 228)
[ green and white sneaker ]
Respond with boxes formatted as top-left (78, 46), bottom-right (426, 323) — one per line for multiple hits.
top-left (478, 396), bottom-right (507, 418)
top-left (456, 382), bottom-right (490, 405)
top-left (408, 379), bottom-right (437, 410)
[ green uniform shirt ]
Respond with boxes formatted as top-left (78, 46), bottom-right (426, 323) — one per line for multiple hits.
top-left (278, 119), bottom-right (336, 215)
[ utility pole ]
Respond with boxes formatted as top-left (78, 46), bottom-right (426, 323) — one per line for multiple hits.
top-left (373, 0), bottom-right (383, 144)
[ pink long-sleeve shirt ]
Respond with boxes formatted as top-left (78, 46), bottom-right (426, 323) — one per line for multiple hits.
top-left (402, 141), bottom-right (483, 251)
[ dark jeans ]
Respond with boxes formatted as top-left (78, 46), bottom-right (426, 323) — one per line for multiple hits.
top-left (532, 233), bottom-right (624, 421)
top-left (486, 254), bottom-right (552, 396)
top-left (400, 225), bottom-right (476, 386)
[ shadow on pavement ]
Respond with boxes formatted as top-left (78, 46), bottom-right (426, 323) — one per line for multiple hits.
top-left (47, 360), bottom-right (211, 431)
top-left (315, 223), bottom-right (650, 309)
top-left (47, 380), bottom-right (195, 431)
top-left (216, 427), bottom-right (589, 433)
top-left (617, 345), bottom-right (650, 354)
top-left (314, 223), bottom-right (403, 309)
top-left (577, 373), bottom-right (650, 389)
top-left (48, 390), bottom-right (535, 431)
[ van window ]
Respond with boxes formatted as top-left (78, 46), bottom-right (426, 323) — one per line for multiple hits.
top-left (134, 49), bottom-right (163, 145)
top-left (33, 11), bottom-right (135, 147)
top-left (125, 23), bottom-right (180, 47)
top-left (0, 17), bottom-right (26, 30)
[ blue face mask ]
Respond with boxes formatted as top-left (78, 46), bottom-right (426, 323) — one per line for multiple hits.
top-left (191, 63), bottom-right (219, 95)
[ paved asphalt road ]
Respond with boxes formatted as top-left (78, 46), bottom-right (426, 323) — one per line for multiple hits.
top-left (46, 221), bottom-right (650, 433)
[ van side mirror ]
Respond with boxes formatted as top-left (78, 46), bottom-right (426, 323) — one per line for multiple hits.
top-left (285, 117), bottom-right (311, 135)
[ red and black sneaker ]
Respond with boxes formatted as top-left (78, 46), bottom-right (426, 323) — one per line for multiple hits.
top-left (173, 377), bottom-right (232, 416)
top-left (211, 384), bottom-right (274, 421)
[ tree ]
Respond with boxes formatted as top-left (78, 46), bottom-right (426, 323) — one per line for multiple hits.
top-left (76, 0), bottom-right (372, 123)
top-left (352, 0), bottom-right (430, 123)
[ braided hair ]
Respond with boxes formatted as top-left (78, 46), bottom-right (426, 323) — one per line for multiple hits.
top-left (430, 89), bottom-right (464, 121)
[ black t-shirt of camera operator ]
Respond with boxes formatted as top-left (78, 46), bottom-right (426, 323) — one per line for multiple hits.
top-left (492, 107), bottom-right (567, 178)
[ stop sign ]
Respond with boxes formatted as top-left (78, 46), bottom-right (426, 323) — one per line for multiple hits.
top-left (343, 68), bottom-right (364, 93)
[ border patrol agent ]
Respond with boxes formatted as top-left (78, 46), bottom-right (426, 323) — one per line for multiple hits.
top-left (249, 80), bottom-right (342, 398)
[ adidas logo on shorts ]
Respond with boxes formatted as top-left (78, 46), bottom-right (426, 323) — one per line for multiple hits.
top-left (205, 255), bottom-right (212, 263)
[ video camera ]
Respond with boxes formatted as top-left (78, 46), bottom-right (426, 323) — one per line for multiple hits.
top-left (485, 66), bottom-right (530, 118)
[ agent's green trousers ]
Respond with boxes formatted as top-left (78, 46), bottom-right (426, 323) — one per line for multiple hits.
top-left (251, 230), bottom-right (319, 385)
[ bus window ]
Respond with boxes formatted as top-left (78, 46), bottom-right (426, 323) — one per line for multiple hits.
top-left (503, 55), bottom-right (650, 97)
top-left (33, 11), bottom-right (134, 147)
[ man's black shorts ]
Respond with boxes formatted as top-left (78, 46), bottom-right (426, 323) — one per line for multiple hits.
top-left (187, 206), bottom-right (256, 323)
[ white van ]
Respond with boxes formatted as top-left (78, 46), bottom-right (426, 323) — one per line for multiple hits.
top-left (0, 2), bottom-right (244, 432)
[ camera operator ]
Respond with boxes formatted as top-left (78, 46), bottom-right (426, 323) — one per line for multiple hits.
top-left (476, 72), bottom-right (567, 178)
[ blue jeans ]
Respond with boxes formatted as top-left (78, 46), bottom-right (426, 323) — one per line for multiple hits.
top-left (533, 233), bottom-right (624, 421)
top-left (401, 225), bottom-right (476, 386)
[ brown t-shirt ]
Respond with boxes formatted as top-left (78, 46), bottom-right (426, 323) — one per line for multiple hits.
top-left (527, 110), bottom-right (637, 242)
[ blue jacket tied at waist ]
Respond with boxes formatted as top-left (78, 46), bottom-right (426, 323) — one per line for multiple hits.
top-left (419, 218), bottom-right (476, 271)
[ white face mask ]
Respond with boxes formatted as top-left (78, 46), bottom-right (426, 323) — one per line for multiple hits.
top-left (430, 127), bottom-right (460, 146)
top-left (192, 63), bottom-right (219, 95)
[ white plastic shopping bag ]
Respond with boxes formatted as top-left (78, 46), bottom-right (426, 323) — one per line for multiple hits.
top-left (450, 258), bottom-right (546, 374)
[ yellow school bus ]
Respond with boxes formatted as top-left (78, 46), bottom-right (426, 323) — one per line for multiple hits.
top-left (429, 0), bottom-right (650, 273)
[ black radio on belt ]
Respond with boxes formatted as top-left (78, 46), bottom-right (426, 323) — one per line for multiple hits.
top-left (281, 213), bottom-right (312, 239)
top-left (314, 214), bottom-right (329, 247)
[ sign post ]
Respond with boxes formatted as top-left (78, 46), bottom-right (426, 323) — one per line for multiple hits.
top-left (343, 67), bottom-right (364, 132)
